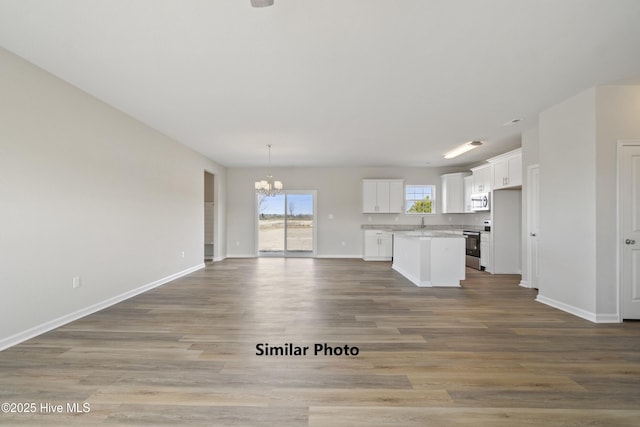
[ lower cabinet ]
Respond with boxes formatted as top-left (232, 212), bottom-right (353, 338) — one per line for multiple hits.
top-left (363, 230), bottom-right (393, 261)
top-left (480, 232), bottom-right (493, 273)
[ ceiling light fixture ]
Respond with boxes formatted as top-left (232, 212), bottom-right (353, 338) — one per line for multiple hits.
top-left (250, 0), bottom-right (274, 7)
top-left (255, 144), bottom-right (283, 197)
top-left (444, 140), bottom-right (483, 159)
top-left (503, 118), bottom-right (522, 126)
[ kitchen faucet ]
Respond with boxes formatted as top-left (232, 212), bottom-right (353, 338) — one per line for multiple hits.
top-left (420, 217), bottom-right (425, 229)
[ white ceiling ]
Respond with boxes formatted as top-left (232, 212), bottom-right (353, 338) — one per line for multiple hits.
top-left (1, 0), bottom-right (640, 167)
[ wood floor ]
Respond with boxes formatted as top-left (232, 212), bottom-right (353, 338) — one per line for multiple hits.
top-left (1, 258), bottom-right (640, 426)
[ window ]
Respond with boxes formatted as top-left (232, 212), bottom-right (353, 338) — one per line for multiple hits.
top-left (405, 185), bottom-right (436, 214)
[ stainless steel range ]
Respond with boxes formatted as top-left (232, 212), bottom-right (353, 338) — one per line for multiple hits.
top-left (463, 230), bottom-right (481, 270)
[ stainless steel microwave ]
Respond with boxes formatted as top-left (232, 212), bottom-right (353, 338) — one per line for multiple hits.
top-left (471, 193), bottom-right (490, 211)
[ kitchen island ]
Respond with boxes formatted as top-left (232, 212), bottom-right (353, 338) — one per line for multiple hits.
top-left (392, 231), bottom-right (465, 287)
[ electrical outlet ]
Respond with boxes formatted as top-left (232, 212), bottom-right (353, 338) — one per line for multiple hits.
top-left (181, 251), bottom-right (185, 258)
top-left (72, 276), bottom-right (81, 289)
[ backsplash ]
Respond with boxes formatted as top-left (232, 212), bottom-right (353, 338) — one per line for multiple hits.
top-left (361, 224), bottom-right (484, 232)
top-left (361, 211), bottom-right (490, 228)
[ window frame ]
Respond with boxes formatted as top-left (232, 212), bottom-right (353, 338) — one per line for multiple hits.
top-left (404, 184), bottom-right (437, 215)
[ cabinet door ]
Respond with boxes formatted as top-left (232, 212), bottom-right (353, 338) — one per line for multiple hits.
top-left (493, 159), bottom-right (509, 189)
top-left (482, 167), bottom-right (492, 192)
top-left (472, 173), bottom-right (482, 193)
top-left (480, 233), bottom-right (492, 273)
top-left (364, 231), bottom-right (393, 260)
top-left (376, 181), bottom-right (391, 213)
top-left (363, 179), bottom-right (404, 213)
top-left (472, 166), bottom-right (491, 193)
top-left (441, 175), bottom-right (452, 213)
top-left (389, 181), bottom-right (404, 213)
top-left (463, 176), bottom-right (474, 213)
top-left (363, 181), bottom-right (378, 213)
top-left (480, 241), bottom-right (487, 268)
top-left (490, 150), bottom-right (522, 189)
top-left (379, 234), bottom-right (393, 258)
top-left (507, 154), bottom-right (522, 187)
top-left (442, 174), bottom-right (465, 213)
top-left (364, 233), bottom-right (381, 258)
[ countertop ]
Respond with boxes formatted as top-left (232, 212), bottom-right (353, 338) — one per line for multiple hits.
top-left (361, 224), bottom-right (485, 232)
top-left (393, 230), bottom-right (465, 239)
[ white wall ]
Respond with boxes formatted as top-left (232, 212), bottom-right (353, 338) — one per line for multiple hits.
top-left (226, 166), bottom-right (489, 257)
top-left (538, 88), bottom-right (598, 316)
top-left (0, 47), bottom-right (226, 348)
top-left (536, 84), bottom-right (640, 321)
top-left (492, 189), bottom-right (522, 274)
top-left (595, 85), bottom-right (640, 316)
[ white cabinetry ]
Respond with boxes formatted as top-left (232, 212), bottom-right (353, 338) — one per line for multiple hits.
top-left (392, 233), bottom-right (466, 287)
top-left (362, 179), bottom-right (404, 213)
top-left (388, 180), bottom-right (404, 213)
top-left (363, 230), bottom-right (393, 261)
top-left (480, 232), bottom-right (492, 273)
top-left (489, 148), bottom-right (522, 189)
top-left (470, 164), bottom-right (492, 193)
top-left (463, 175), bottom-right (474, 213)
top-left (441, 172), bottom-right (470, 214)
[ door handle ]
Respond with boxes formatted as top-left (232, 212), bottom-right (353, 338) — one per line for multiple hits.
top-left (625, 239), bottom-right (636, 245)
top-left (530, 233), bottom-right (537, 237)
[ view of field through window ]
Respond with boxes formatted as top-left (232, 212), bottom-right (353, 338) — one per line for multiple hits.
top-left (258, 193), bottom-right (314, 253)
top-left (405, 184), bottom-right (436, 214)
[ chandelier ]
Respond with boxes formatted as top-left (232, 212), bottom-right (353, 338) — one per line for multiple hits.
top-left (254, 144), bottom-right (283, 197)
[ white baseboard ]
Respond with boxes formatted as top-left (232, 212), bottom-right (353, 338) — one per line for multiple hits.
top-left (536, 295), bottom-right (596, 322)
top-left (317, 254), bottom-right (365, 259)
top-left (535, 294), bottom-right (621, 323)
top-left (226, 254), bottom-right (362, 259)
top-left (594, 313), bottom-right (621, 323)
top-left (391, 264), bottom-right (461, 288)
top-left (519, 280), bottom-right (530, 288)
top-left (0, 263), bottom-right (205, 351)
top-left (392, 264), bottom-right (424, 286)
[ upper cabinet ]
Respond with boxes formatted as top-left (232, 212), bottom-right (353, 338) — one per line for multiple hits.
top-left (441, 172), bottom-right (470, 214)
top-left (363, 179), bottom-right (404, 213)
top-left (488, 148), bottom-right (522, 190)
top-left (470, 163), bottom-right (492, 193)
top-left (463, 175), bottom-right (474, 213)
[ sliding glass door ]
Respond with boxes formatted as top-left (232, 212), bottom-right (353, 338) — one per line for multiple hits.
top-left (257, 191), bottom-right (316, 257)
